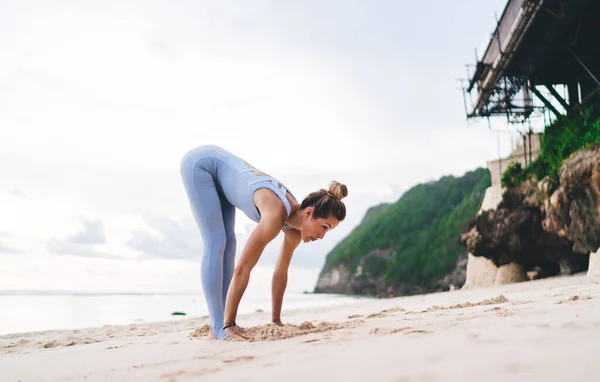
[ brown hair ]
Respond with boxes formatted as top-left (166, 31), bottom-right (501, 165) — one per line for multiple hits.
top-left (301, 181), bottom-right (348, 221)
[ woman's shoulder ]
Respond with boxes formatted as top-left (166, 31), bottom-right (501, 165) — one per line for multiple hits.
top-left (254, 188), bottom-right (289, 221)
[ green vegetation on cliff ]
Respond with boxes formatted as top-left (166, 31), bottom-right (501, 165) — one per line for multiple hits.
top-left (502, 106), bottom-right (600, 187)
top-left (320, 167), bottom-right (491, 287)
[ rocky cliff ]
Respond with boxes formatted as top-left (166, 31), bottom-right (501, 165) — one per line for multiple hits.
top-left (460, 144), bottom-right (600, 277)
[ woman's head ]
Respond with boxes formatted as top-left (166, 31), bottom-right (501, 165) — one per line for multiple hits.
top-left (298, 181), bottom-right (348, 243)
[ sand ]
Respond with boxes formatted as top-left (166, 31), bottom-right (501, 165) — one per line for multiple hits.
top-left (2, 274), bottom-right (600, 382)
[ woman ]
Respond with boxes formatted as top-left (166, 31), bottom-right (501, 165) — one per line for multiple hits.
top-left (180, 145), bottom-right (347, 340)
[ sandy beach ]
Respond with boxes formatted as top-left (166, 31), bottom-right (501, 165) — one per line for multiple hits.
top-left (2, 274), bottom-right (599, 382)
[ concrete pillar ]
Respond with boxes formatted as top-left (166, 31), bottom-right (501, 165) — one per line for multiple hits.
top-left (463, 186), bottom-right (503, 289)
top-left (494, 262), bottom-right (528, 285)
top-left (588, 248), bottom-right (600, 277)
top-left (462, 253), bottom-right (498, 289)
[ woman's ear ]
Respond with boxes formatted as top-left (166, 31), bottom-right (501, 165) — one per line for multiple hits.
top-left (304, 207), bottom-right (313, 219)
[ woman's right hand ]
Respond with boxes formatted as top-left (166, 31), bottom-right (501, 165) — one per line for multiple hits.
top-left (224, 325), bottom-right (250, 341)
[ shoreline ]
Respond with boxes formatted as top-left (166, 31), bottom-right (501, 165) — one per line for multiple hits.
top-left (0, 294), bottom-right (367, 346)
top-left (0, 291), bottom-right (361, 338)
top-left (2, 274), bottom-right (599, 381)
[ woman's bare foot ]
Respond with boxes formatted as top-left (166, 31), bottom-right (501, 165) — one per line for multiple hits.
top-left (207, 326), bottom-right (216, 340)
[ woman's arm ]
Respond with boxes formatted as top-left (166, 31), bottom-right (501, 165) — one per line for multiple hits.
top-left (271, 229), bottom-right (301, 325)
top-left (223, 213), bottom-right (282, 338)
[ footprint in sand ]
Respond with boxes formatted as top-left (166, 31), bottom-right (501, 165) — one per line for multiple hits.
top-left (414, 295), bottom-right (510, 313)
top-left (301, 338), bottom-right (321, 344)
top-left (160, 370), bottom-right (187, 380)
top-left (366, 312), bottom-right (388, 319)
top-left (509, 300), bottom-right (532, 305)
top-left (496, 309), bottom-right (512, 317)
top-left (365, 306), bottom-right (406, 319)
top-left (222, 356), bottom-right (255, 363)
top-left (369, 327), bottom-right (430, 335)
top-left (484, 306), bottom-right (513, 316)
top-left (556, 295), bottom-right (592, 304)
top-left (485, 307), bottom-right (502, 311)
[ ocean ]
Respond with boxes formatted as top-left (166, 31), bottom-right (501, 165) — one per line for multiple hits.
top-left (0, 291), bottom-right (362, 336)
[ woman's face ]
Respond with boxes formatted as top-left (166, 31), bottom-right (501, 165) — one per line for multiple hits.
top-left (299, 208), bottom-right (339, 243)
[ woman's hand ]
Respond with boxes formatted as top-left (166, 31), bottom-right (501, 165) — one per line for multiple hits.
top-left (224, 324), bottom-right (250, 341)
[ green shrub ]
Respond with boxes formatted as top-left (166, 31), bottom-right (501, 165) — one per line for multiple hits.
top-left (502, 106), bottom-right (600, 185)
top-left (501, 162), bottom-right (524, 187)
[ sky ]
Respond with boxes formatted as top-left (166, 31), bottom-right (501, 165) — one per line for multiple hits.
top-left (0, 0), bottom-right (538, 294)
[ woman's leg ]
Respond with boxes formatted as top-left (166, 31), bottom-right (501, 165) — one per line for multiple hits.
top-left (180, 161), bottom-right (229, 339)
top-left (219, 192), bottom-right (237, 310)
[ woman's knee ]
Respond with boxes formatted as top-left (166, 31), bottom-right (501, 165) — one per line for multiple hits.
top-left (203, 232), bottom-right (227, 256)
top-left (224, 235), bottom-right (237, 254)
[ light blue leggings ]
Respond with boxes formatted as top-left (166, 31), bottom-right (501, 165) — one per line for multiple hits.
top-left (180, 158), bottom-right (237, 339)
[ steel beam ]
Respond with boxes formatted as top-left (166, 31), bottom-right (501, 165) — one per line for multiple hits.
top-left (530, 86), bottom-right (562, 118)
top-left (544, 85), bottom-right (570, 111)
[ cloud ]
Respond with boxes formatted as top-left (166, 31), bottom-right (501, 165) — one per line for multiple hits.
top-left (47, 218), bottom-right (116, 259)
top-left (125, 215), bottom-right (203, 261)
top-left (67, 218), bottom-right (106, 245)
top-left (46, 238), bottom-right (120, 260)
top-left (0, 242), bottom-right (22, 255)
top-left (8, 188), bottom-right (25, 197)
top-left (0, 231), bottom-right (23, 254)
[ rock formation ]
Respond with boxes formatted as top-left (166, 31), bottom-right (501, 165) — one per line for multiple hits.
top-left (315, 248), bottom-right (469, 296)
top-left (544, 145), bottom-right (600, 254)
top-left (315, 248), bottom-right (395, 295)
top-left (313, 263), bottom-right (352, 294)
top-left (460, 144), bottom-right (600, 279)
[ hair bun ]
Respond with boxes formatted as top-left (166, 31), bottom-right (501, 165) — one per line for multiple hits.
top-left (328, 181), bottom-right (348, 200)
